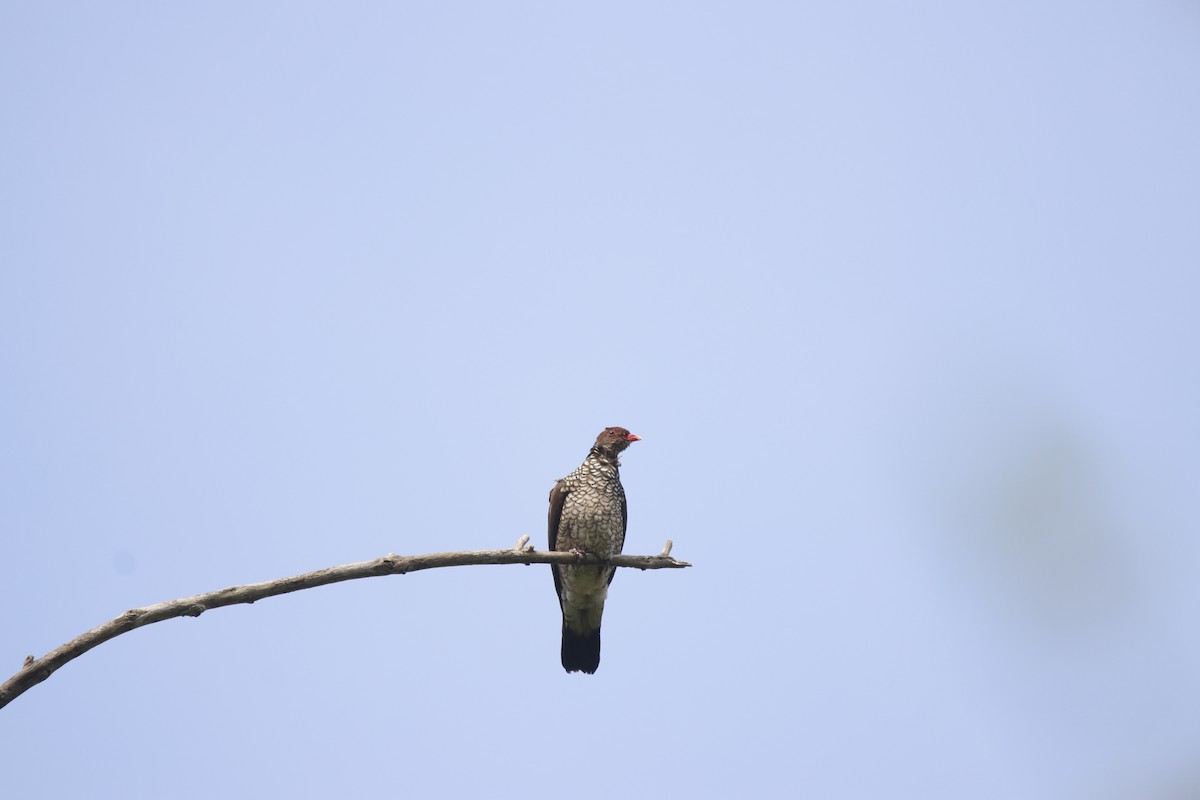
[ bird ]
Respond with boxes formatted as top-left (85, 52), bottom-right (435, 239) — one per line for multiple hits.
top-left (548, 426), bottom-right (641, 674)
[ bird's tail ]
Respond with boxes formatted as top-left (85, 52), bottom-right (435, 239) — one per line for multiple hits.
top-left (561, 621), bottom-right (601, 674)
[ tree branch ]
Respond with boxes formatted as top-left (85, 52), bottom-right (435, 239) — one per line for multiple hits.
top-left (0, 540), bottom-right (691, 710)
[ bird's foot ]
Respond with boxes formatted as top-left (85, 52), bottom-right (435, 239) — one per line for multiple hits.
top-left (569, 547), bottom-right (589, 562)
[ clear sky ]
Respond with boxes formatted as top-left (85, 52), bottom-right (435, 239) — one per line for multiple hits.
top-left (3, 3), bottom-right (1199, 798)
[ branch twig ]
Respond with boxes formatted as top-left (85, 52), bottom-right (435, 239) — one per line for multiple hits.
top-left (0, 542), bottom-right (690, 710)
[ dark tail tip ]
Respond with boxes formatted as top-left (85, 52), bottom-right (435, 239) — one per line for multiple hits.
top-left (561, 622), bottom-right (601, 674)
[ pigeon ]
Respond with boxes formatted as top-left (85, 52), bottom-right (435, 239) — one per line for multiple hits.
top-left (548, 426), bottom-right (641, 673)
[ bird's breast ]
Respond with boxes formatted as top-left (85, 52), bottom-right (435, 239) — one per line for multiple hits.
top-left (557, 475), bottom-right (625, 557)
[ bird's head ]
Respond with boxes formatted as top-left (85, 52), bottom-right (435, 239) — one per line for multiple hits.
top-left (593, 426), bottom-right (641, 459)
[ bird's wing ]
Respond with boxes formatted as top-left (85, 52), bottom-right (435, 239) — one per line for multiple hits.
top-left (548, 479), bottom-right (569, 610)
top-left (608, 489), bottom-right (627, 587)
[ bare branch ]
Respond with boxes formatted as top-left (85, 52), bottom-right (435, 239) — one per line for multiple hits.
top-left (0, 544), bottom-right (691, 710)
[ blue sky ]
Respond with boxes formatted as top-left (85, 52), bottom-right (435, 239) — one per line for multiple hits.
top-left (3, 3), bottom-right (1199, 798)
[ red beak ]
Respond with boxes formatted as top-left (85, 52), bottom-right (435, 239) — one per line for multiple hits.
top-left (626, 433), bottom-right (642, 442)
